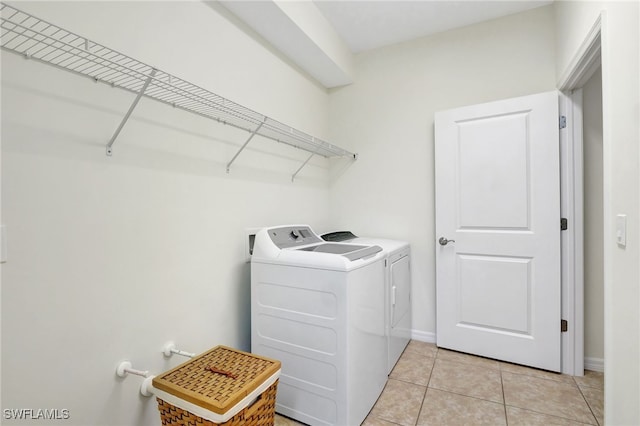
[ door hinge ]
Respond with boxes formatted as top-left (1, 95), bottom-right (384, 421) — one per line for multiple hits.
top-left (561, 218), bottom-right (568, 231)
top-left (559, 115), bottom-right (567, 129)
top-left (561, 319), bottom-right (568, 332)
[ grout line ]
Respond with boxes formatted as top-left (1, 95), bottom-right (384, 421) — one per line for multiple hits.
top-left (380, 419), bottom-right (404, 426)
top-left (434, 356), bottom-right (499, 370)
top-left (504, 404), bottom-right (598, 426)
top-left (577, 383), bottom-right (605, 390)
top-left (413, 384), bottom-right (428, 426)
top-left (427, 349), bottom-right (438, 387)
top-left (388, 376), bottom-right (429, 387)
top-left (500, 369), bottom-right (578, 387)
top-left (411, 352), bottom-right (438, 426)
top-left (401, 348), bottom-right (436, 426)
top-left (434, 355), bottom-right (502, 371)
top-left (427, 386), bottom-right (506, 406)
top-left (575, 371), bottom-right (605, 392)
top-left (574, 376), bottom-right (602, 426)
top-left (501, 369), bottom-right (509, 425)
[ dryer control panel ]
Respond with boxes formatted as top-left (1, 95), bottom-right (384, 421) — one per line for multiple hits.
top-left (267, 225), bottom-right (322, 249)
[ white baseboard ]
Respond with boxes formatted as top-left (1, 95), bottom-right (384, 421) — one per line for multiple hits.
top-left (411, 329), bottom-right (436, 344)
top-left (584, 357), bottom-right (604, 372)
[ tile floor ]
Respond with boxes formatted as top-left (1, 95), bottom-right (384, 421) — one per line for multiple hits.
top-left (274, 340), bottom-right (604, 426)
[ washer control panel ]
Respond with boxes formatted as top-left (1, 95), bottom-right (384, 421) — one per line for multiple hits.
top-left (268, 225), bottom-right (322, 249)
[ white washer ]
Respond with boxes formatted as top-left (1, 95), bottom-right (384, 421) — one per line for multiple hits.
top-left (251, 225), bottom-right (388, 426)
top-left (322, 232), bottom-right (412, 373)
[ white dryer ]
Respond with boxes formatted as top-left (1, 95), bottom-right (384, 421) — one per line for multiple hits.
top-left (251, 225), bottom-right (388, 426)
top-left (322, 231), bottom-right (412, 373)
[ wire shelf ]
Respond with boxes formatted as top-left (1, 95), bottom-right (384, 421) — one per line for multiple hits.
top-left (0, 2), bottom-right (356, 164)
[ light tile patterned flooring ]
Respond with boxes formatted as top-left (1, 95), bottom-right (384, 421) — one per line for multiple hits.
top-left (275, 340), bottom-right (604, 426)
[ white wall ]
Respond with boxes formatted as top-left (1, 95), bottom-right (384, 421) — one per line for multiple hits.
top-left (1, 2), bottom-right (333, 425)
top-left (3, 1), bottom-right (637, 425)
top-left (582, 68), bottom-right (604, 362)
top-left (555, 2), bottom-right (639, 424)
top-left (328, 5), bottom-right (557, 337)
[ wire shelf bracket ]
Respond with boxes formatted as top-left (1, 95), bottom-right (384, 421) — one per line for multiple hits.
top-left (0, 2), bottom-right (357, 178)
top-left (226, 119), bottom-right (265, 173)
top-left (292, 152), bottom-right (315, 182)
top-left (292, 137), bottom-right (322, 182)
top-left (106, 68), bottom-right (156, 156)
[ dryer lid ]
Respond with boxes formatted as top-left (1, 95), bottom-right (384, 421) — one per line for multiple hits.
top-left (320, 231), bottom-right (358, 242)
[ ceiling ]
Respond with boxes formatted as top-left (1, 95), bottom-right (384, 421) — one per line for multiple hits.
top-left (314, 1), bottom-right (553, 53)
top-left (219, 1), bottom-right (554, 88)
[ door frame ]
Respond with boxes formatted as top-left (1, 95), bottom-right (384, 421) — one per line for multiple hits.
top-left (560, 89), bottom-right (585, 376)
top-left (558, 12), bottom-right (603, 376)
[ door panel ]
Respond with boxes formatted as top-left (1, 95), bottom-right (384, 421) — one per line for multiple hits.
top-left (458, 254), bottom-right (531, 334)
top-left (435, 91), bottom-right (561, 372)
top-left (458, 112), bottom-right (531, 229)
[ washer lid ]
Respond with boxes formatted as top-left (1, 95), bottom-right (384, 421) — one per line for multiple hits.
top-left (296, 243), bottom-right (382, 261)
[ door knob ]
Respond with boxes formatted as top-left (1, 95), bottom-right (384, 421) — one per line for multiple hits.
top-left (439, 237), bottom-right (455, 246)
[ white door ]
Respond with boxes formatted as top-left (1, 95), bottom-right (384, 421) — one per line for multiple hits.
top-left (435, 91), bottom-right (561, 372)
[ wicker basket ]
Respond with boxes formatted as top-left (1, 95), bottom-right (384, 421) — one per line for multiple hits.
top-left (152, 345), bottom-right (281, 425)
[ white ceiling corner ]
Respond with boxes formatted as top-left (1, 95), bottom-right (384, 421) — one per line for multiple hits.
top-left (218, 0), bottom-right (354, 89)
top-left (313, 1), bottom-right (554, 54)
top-left (220, 0), bottom-right (554, 89)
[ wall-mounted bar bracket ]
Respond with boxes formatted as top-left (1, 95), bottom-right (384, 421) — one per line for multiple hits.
top-left (106, 68), bottom-right (157, 156)
top-left (115, 360), bottom-right (155, 397)
top-left (115, 360), bottom-right (148, 378)
top-left (163, 341), bottom-right (195, 358)
top-left (226, 120), bottom-right (265, 173)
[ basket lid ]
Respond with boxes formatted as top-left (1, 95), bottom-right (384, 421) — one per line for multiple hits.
top-left (152, 345), bottom-right (281, 415)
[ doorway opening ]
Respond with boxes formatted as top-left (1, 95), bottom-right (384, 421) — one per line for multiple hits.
top-left (558, 12), bottom-right (603, 376)
top-left (582, 68), bottom-right (604, 372)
